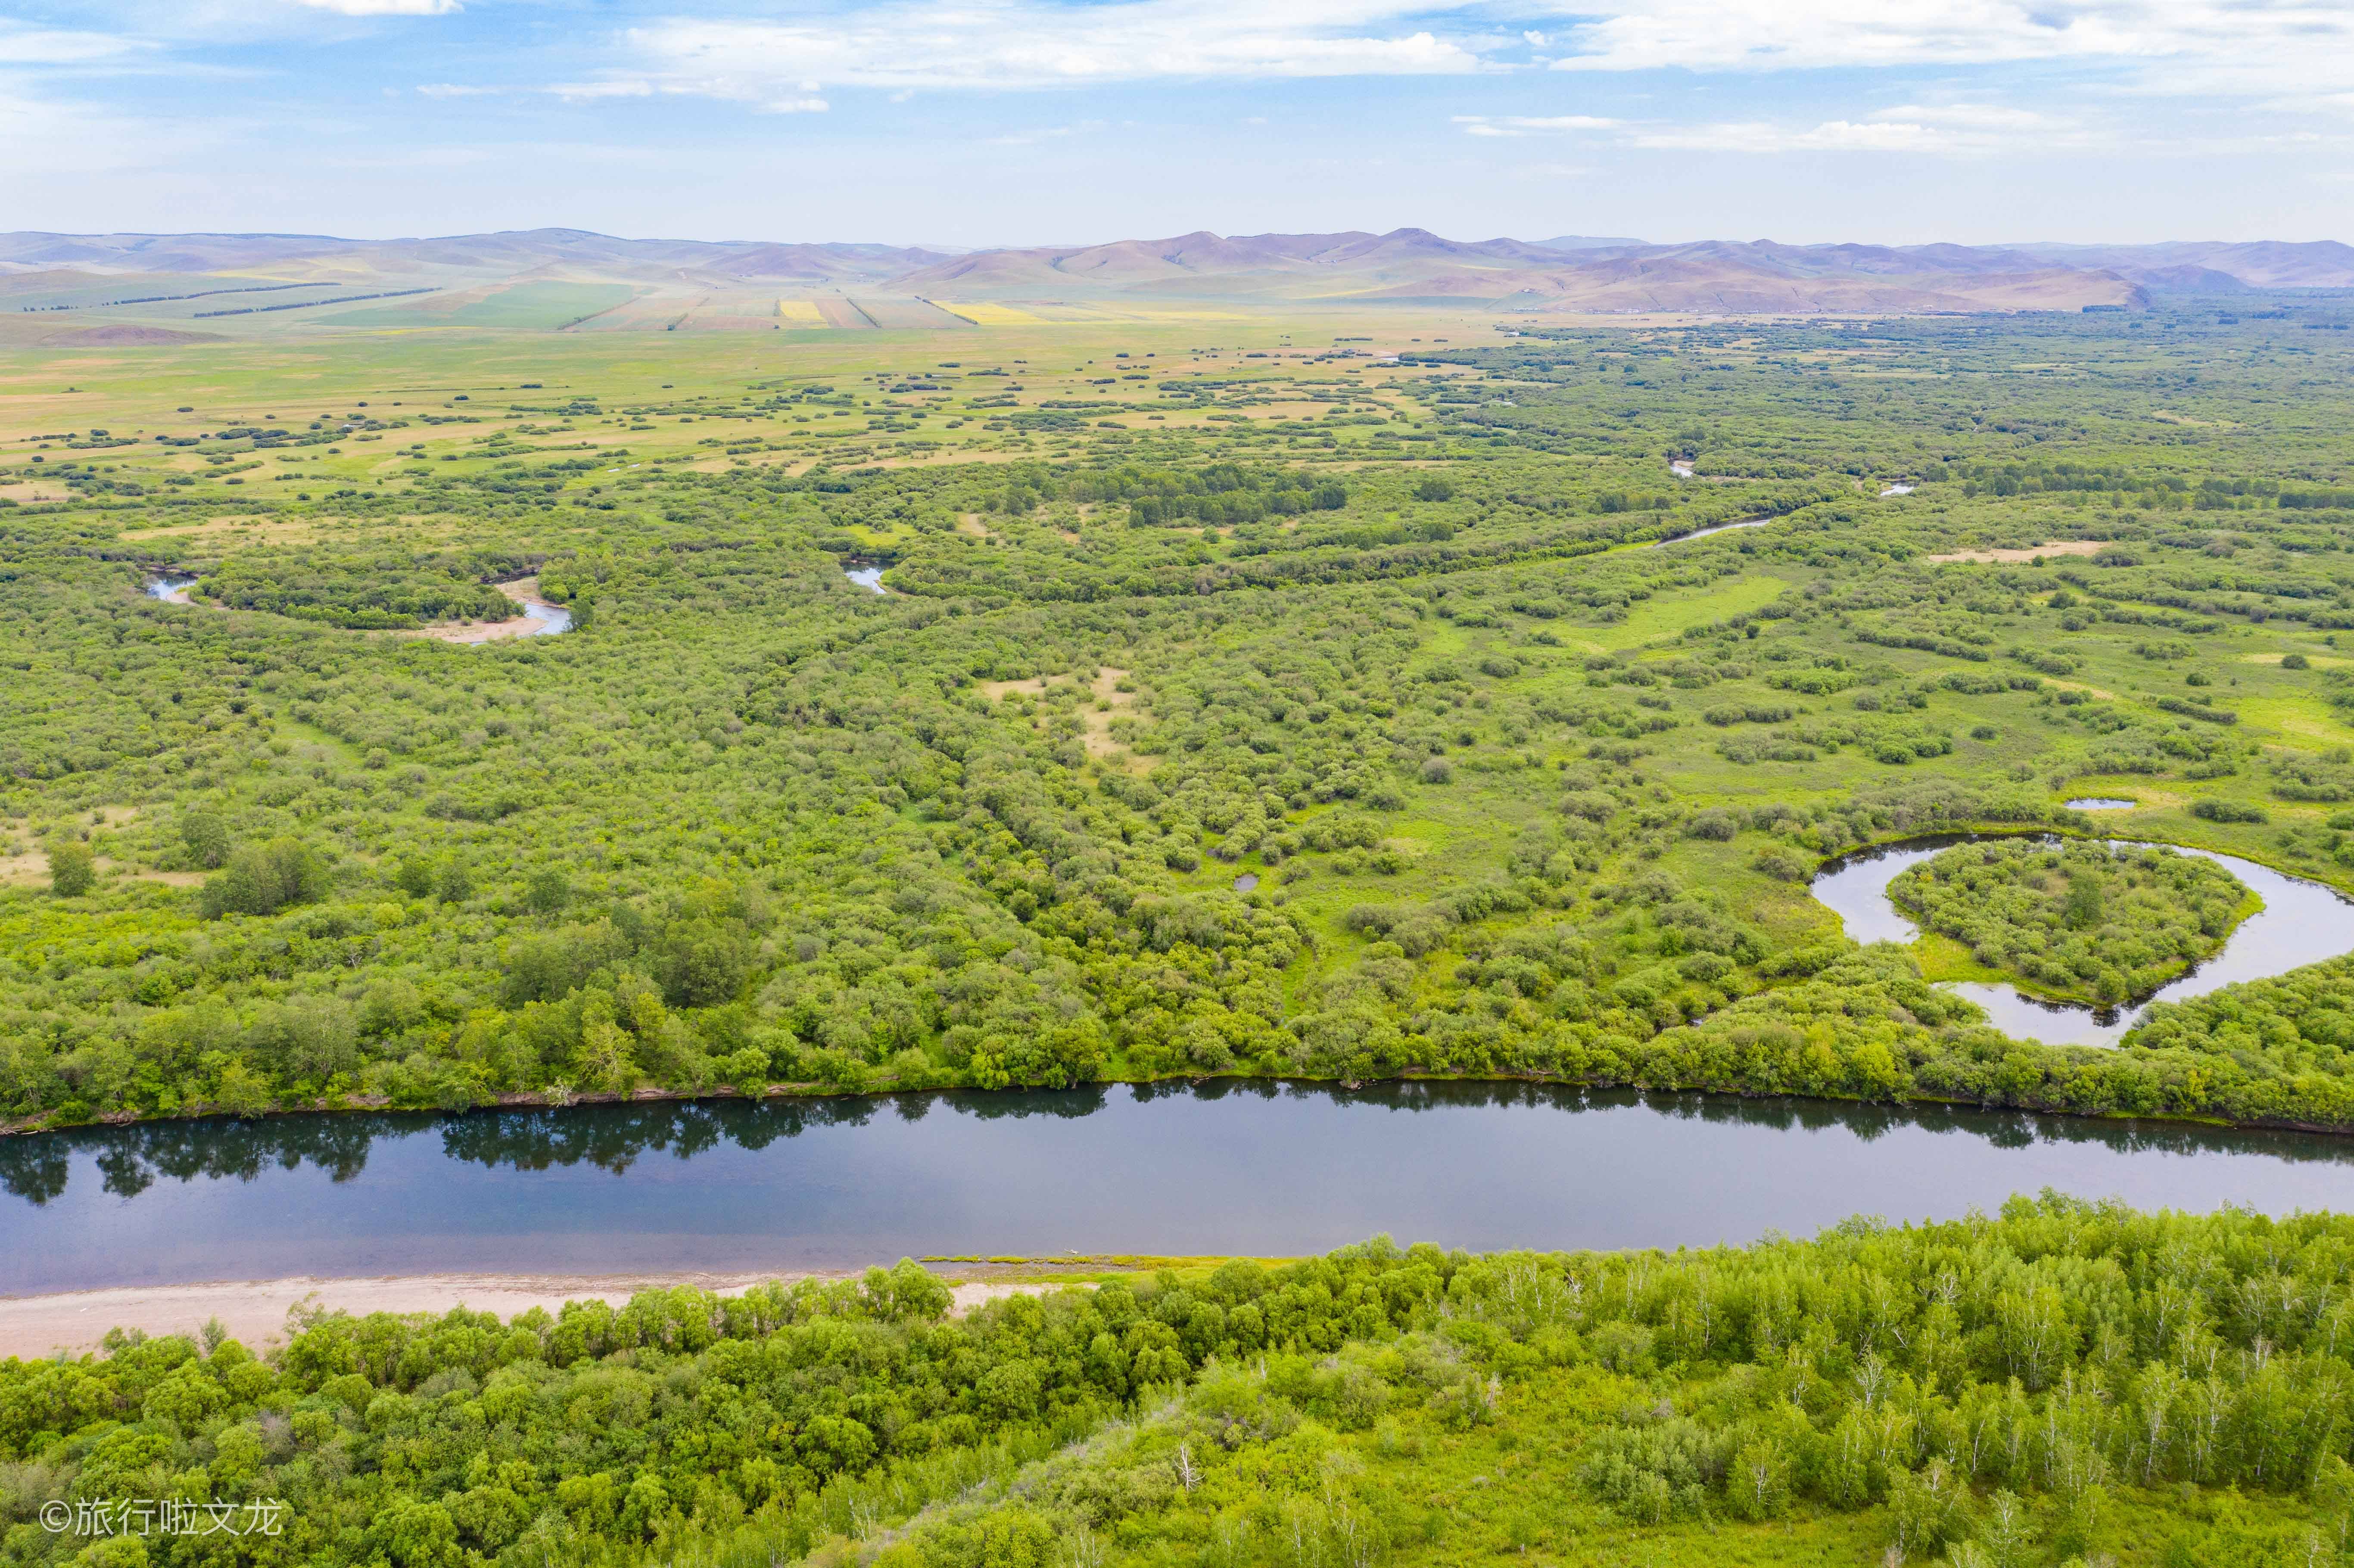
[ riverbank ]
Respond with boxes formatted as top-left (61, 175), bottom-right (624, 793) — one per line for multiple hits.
top-left (0, 1269), bottom-right (1068, 1361)
top-left (406, 576), bottom-right (571, 643)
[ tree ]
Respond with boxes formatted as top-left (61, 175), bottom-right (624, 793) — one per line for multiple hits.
top-left (47, 840), bottom-right (94, 897)
top-left (526, 867), bottom-right (570, 916)
top-left (181, 809), bottom-right (230, 868)
top-left (201, 838), bottom-right (330, 919)
top-left (2063, 873), bottom-right (2104, 930)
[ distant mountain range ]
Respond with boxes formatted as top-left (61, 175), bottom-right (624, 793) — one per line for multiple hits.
top-left (3, 227), bottom-right (2348, 335)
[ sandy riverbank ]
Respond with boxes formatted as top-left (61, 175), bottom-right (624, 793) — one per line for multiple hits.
top-left (411, 577), bottom-right (569, 644)
top-left (0, 1272), bottom-right (1047, 1361)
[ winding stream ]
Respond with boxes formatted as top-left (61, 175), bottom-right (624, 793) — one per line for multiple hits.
top-left (1809, 836), bottom-right (2354, 1046)
top-left (504, 600), bottom-right (573, 636)
top-left (1651, 517), bottom-right (1773, 547)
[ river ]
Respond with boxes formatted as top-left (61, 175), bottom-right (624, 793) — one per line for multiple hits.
top-left (5, 1084), bottom-right (2354, 1294)
top-left (1809, 835), bottom-right (2354, 1046)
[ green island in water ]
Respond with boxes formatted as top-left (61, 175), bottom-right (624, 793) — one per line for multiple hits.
top-left (1890, 839), bottom-right (2257, 1006)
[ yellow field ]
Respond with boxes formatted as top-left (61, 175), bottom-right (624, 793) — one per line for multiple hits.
top-left (775, 299), bottom-right (829, 327)
top-left (935, 301), bottom-right (1047, 326)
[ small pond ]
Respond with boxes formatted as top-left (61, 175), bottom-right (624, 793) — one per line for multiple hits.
top-left (1810, 835), bottom-right (2354, 1046)
top-left (2066, 798), bottom-right (2139, 812)
top-left (845, 565), bottom-right (887, 594)
top-left (144, 576), bottom-right (195, 604)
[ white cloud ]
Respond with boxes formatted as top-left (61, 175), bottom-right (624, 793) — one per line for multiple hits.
top-left (550, 79), bottom-right (655, 100)
top-left (1454, 112), bottom-right (1622, 136)
top-left (612, 0), bottom-right (1488, 98)
top-left (0, 72), bottom-right (174, 178)
top-left (1873, 103), bottom-right (2058, 131)
top-left (545, 72), bottom-right (826, 112)
top-left (1540, 0), bottom-right (2354, 104)
top-left (290, 0), bottom-right (461, 15)
top-left (0, 23), bottom-right (153, 65)
top-left (1622, 115), bottom-right (2040, 154)
top-left (536, 0), bottom-right (2354, 125)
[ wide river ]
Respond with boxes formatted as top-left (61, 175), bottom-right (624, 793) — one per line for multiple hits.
top-left (6, 1084), bottom-right (2354, 1294)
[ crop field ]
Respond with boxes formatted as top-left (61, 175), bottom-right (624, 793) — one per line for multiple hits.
top-left (4, 298), bottom-right (2354, 1144)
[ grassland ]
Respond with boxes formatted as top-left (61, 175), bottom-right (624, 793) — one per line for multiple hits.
top-left (5, 299), bottom-right (2354, 1141)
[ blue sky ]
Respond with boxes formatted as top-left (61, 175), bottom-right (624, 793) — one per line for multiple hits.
top-left (2, 0), bottom-right (2348, 247)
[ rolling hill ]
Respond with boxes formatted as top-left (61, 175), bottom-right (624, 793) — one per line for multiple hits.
top-left (2, 225), bottom-right (2346, 338)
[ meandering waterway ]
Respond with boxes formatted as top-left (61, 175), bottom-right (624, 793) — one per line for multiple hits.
top-left (1809, 836), bottom-right (2354, 1046)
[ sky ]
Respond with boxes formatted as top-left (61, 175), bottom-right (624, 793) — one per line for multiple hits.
top-left (2, 0), bottom-right (2350, 248)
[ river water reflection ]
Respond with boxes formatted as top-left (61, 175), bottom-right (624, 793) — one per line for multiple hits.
top-left (6, 1084), bottom-right (2353, 1295)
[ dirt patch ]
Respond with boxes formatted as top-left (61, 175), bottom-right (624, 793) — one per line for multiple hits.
top-left (0, 481), bottom-right (70, 504)
top-left (109, 860), bottom-right (205, 887)
top-left (2244, 652), bottom-right (2353, 668)
top-left (0, 848), bottom-right (200, 890)
top-left (0, 1273), bottom-right (1065, 1360)
top-left (982, 667), bottom-right (1146, 768)
top-left (39, 326), bottom-right (227, 347)
top-left (1926, 540), bottom-right (2113, 564)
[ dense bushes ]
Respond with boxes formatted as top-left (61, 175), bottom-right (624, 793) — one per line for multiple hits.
top-left (10, 1202), bottom-right (2354, 1565)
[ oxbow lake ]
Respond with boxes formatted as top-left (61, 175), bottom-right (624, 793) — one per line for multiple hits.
top-left (1808, 835), bottom-right (2354, 1047)
top-left (7, 1085), bottom-right (2354, 1294)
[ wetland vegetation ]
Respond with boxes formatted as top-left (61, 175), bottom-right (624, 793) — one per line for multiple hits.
top-left (4, 301), bottom-right (2354, 1144)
